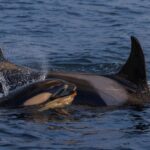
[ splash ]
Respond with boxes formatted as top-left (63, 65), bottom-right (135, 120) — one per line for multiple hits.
top-left (38, 71), bottom-right (47, 81)
top-left (32, 50), bottom-right (50, 75)
top-left (0, 72), bottom-right (9, 97)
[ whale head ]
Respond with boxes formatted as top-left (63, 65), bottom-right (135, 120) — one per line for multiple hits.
top-left (0, 79), bottom-right (77, 111)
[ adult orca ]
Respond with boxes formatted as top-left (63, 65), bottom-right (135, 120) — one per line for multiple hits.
top-left (0, 79), bottom-right (76, 111)
top-left (46, 36), bottom-right (150, 106)
top-left (0, 36), bottom-right (149, 107)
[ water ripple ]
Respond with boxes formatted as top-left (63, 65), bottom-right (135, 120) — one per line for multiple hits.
top-left (0, 0), bottom-right (150, 149)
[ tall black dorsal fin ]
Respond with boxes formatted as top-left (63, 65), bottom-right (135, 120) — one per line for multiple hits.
top-left (117, 36), bottom-right (147, 86)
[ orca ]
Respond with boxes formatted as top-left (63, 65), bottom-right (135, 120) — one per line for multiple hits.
top-left (46, 36), bottom-right (150, 106)
top-left (0, 36), bottom-right (149, 107)
top-left (0, 79), bottom-right (76, 111)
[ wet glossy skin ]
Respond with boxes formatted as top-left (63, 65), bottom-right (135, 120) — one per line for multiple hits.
top-left (47, 72), bottom-right (128, 106)
top-left (0, 79), bottom-right (76, 110)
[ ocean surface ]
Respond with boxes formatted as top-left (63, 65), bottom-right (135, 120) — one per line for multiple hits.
top-left (0, 0), bottom-right (150, 149)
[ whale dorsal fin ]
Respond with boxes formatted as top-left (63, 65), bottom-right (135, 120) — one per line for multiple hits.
top-left (0, 48), bottom-right (6, 61)
top-left (117, 36), bottom-right (147, 87)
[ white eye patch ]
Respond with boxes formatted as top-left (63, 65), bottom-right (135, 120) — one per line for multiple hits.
top-left (23, 92), bottom-right (52, 106)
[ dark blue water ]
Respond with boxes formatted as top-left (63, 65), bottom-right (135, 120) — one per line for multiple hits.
top-left (0, 0), bottom-right (150, 149)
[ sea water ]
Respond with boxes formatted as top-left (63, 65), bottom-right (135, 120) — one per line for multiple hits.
top-left (0, 0), bottom-right (149, 149)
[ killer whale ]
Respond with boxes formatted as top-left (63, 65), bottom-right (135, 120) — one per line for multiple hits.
top-left (46, 36), bottom-right (149, 106)
top-left (0, 49), bottom-right (77, 111)
top-left (0, 79), bottom-right (76, 111)
top-left (0, 36), bottom-right (149, 107)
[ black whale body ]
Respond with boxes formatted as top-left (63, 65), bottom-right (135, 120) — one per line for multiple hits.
top-left (0, 36), bottom-right (149, 107)
top-left (46, 36), bottom-right (150, 106)
top-left (0, 79), bottom-right (76, 110)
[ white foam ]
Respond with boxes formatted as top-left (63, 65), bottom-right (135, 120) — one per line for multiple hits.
top-left (0, 72), bottom-right (10, 97)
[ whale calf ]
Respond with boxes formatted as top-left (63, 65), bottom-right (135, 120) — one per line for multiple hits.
top-left (0, 79), bottom-right (76, 111)
top-left (47, 36), bottom-right (150, 106)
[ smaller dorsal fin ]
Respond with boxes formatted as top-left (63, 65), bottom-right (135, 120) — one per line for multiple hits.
top-left (117, 36), bottom-right (147, 87)
top-left (0, 48), bottom-right (6, 61)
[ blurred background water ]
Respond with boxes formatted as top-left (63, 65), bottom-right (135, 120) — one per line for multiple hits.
top-left (0, 0), bottom-right (150, 149)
